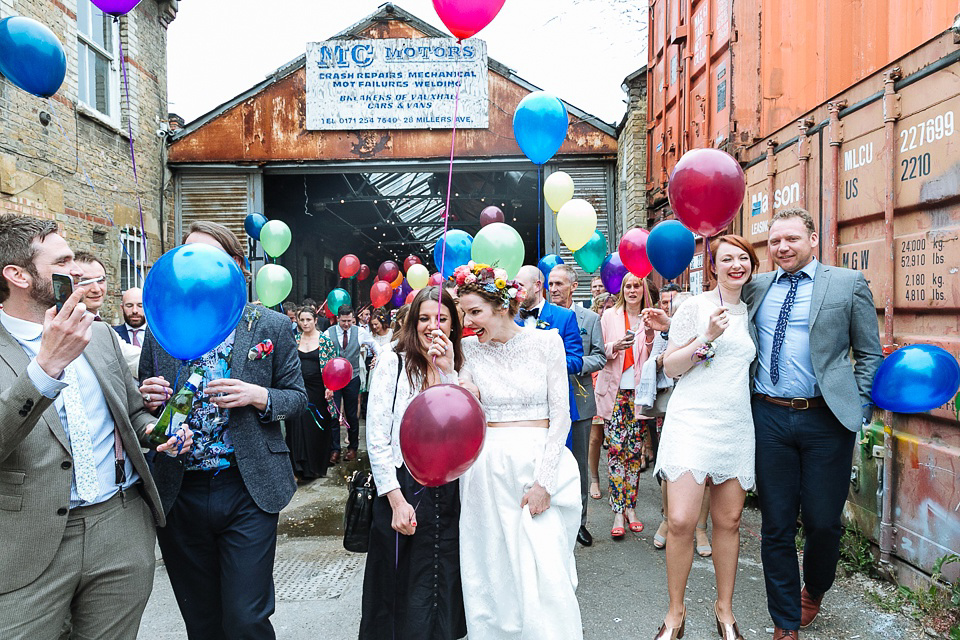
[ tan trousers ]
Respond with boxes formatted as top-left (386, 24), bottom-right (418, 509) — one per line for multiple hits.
top-left (0, 488), bottom-right (156, 640)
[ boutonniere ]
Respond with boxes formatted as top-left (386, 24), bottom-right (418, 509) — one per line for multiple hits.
top-left (248, 339), bottom-right (274, 361)
top-left (245, 307), bottom-right (262, 331)
top-left (536, 319), bottom-right (551, 330)
top-left (579, 327), bottom-right (587, 335)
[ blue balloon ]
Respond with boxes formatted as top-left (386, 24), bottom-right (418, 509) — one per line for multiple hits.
top-left (433, 230), bottom-right (473, 279)
top-left (872, 344), bottom-right (960, 413)
top-left (244, 213), bottom-right (268, 240)
top-left (538, 254), bottom-right (565, 281)
top-left (0, 17), bottom-right (66, 98)
top-left (647, 220), bottom-right (696, 280)
top-left (143, 244), bottom-right (247, 361)
top-left (513, 91), bottom-right (569, 165)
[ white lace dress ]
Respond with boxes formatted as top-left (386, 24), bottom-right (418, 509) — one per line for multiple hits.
top-left (654, 294), bottom-right (757, 490)
top-left (459, 329), bottom-right (583, 640)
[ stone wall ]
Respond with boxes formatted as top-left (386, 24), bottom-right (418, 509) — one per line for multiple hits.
top-left (616, 68), bottom-right (648, 237)
top-left (0, 0), bottom-right (176, 323)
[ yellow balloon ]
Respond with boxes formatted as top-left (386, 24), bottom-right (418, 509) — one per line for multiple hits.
top-left (556, 198), bottom-right (597, 252)
top-left (406, 263), bottom-right (429, 289)
top-left (544, 171), bottom-right (575, 212)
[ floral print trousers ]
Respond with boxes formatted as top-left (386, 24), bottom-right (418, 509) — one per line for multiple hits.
top-left (606, 389), bottom-right (647, 513)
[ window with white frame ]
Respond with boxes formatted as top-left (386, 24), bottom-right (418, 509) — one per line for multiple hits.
top-left (77, 0), bottom-right (121, 124)
top-left (120, 226), bottom-right (144, 291)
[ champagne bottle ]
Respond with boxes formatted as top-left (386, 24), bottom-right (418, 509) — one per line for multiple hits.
top-left (149, 369), bottom-right (203, 447)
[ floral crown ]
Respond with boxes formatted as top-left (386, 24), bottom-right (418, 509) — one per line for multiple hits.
top-left (450, 261), bottom-right (526, 309)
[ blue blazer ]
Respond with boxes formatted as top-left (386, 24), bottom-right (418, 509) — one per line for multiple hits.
top-left (112, 324), bottom-right (132, 344)
top-left (516, 301), bottom-right (584, 423)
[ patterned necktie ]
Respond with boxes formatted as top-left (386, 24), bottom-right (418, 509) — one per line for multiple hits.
top-left (770, 272), bottom-right (804, 386)
top-left (342, 328), bottom-right (349, 351)
top-left (61, 365), bottom-right (100, 503)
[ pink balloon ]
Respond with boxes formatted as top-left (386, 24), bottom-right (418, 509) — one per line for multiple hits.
top-left (91, 0), bottom-right (142, 15)
top-left (400, 384), bottom-right (486, 486)
top-left (405, 289), bottom-right (420, 305)
top-left (479, 205), bottom-right (504, 227)
top-left (432, 0), bottom-right (506, 40)
top-left (357, 264), bottom-right (371, 281)
top-left (668, 148), bottom-right (746, 237)
top-left (618, 228), bottom-right (653, 278)
top-left (370, 281), bottom-right (393, 308)
top-left (428, 272), bottom-right (444, 286)
top-left (322, 357), bottom-right (354, 391)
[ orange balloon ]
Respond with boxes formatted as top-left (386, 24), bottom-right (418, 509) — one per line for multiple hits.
top-left (390, 273), bottom-right (403, 289)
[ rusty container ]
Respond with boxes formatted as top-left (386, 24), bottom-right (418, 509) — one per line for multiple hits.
top-left (737, 30), bottom-right (960, 584)
top-left (646, 0), bottom-right (960, 207)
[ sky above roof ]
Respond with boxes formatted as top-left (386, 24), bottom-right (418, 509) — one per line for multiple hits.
top-left (167, 0), bottom-right (647, 126)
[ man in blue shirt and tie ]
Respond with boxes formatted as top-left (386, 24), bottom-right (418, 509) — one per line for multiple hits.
top-left (744, 208), bottom-right (882, 640)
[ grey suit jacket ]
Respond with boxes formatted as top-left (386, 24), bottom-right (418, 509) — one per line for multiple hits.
top-left (0, 321), bottom-right (164, 594)
top-left (570, 303), bottom-right (606, 420)
top-left (139, 304), bottom-right (307, 515)
top-left (742, 263), bottom-right (883, 432)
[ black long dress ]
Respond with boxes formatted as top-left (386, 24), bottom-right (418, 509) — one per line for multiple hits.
top-left (286, 347), bottom-right (331, 479)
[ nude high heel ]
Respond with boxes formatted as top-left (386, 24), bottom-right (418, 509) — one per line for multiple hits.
top-left (653, 607), bottom-right (685, 640)
top-left (715, 601), bottom-right (744, 640)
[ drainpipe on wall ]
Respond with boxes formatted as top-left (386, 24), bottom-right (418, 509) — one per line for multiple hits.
top-left (765, 139), bottom-right (777, 233)
top-left (878, 68), bottom-right (902, 570)
top-left (796, 119), bottom-right (813, 210)
top-left (825, 100), bottom-right (846, 265)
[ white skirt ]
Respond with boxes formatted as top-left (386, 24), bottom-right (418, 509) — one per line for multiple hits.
top-left (459, 427), bottom-right (583, 640)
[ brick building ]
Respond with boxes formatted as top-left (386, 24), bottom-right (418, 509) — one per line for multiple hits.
top-left (616, 66), bottom-right (648, 235)
top-left (0, 0), bottom-right (177, 323)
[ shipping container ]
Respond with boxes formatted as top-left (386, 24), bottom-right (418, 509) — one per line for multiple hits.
top-left (734, 30), bottom-right (960, 585)
top-left (646, 0), bottom-right (960, 206)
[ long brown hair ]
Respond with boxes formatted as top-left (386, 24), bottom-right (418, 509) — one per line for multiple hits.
top-left (613, 273), bottom-right (654, 312)
top-left (394, 286), bottom-right (464, 389)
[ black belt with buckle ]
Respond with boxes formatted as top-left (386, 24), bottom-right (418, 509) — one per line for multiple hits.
top-left (754, 393), bottom-right (827, 410)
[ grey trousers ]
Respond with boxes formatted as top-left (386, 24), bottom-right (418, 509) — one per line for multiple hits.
top-left (571, 418), bottom-right (591, 526)
top-left (0, 488), bottom-right (156, 640)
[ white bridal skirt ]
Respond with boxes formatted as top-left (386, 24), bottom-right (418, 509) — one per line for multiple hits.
top-left (459, 427), bottom-right (583, 640)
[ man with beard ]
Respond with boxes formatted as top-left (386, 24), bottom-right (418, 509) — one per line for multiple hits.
top-left (113, 288), bottom-right (146, 346)
top-left (0, 214), bottom-right (190, 638)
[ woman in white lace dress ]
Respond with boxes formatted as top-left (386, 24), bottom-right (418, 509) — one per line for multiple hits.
top-left (652, 235), bottom-right (759, 640)
top-left (453, 262), bottom-right (583, 640)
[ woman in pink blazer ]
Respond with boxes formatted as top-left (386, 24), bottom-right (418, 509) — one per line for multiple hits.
top-left (595, 273), bottom-right (657, 540)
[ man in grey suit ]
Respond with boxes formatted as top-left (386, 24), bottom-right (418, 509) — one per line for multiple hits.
top-left (548, 264), bottom-right (606, 547)
top-left (0, 215), bottom-right (190, 639)
top-left (139, 220), bottom-right (307, 640)
top-left (743, 208), bottom-right (882, 640)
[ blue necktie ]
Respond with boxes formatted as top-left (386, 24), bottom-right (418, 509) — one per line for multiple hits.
top-left (770, 272), bottom-right (804, 386)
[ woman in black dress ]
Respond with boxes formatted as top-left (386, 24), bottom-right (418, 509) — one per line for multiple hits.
top-left (359, 286), bottom-right (466, 640)
top-left (286, 307), bottom-right (337, 481)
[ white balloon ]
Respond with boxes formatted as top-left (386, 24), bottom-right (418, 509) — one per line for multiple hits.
top-left (543, 171), bottom-right (575, 212)
top-left (556, 198), bottom-right (597, 252)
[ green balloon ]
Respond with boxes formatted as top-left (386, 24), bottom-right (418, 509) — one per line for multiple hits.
top-left (260, 220), bottom-right (291, 258)
top-left (326, 288), bottom-right (351, 315)
top-left (470, 222), bottom-right (525, 279)
top-left (256, 264), bottom-right (292, 307)
top-left (573, 231), bottom-right (607, 273)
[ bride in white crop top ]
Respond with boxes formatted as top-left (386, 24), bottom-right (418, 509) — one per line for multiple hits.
top-left (454, 265), bottom-right (583, 640)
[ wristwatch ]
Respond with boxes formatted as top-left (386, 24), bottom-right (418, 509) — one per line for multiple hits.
top-left (660, 330), bottom-right (669, 340)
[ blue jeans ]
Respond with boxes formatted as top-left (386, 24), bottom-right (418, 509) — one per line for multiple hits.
top-left (752, 398), bottom-right (856, 630)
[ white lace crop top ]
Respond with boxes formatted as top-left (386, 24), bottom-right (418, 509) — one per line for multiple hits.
top-left (460, 329), bottom-right (572, 494)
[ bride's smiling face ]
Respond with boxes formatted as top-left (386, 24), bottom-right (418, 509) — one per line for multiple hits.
top-left (460, 293), bottom-right (508, 342)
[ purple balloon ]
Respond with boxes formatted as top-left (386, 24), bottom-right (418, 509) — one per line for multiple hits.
top-left (479, 205), bottom-right (504, 227)
top-left (391, 280), bottom-right (412, 307)
top-left (91, 0), bottom-right (142, 15)
top-left (600, 252), bottom-right (628, 294)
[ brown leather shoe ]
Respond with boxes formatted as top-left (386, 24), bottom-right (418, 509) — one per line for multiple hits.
top-left (800, 587), bottom-right (823, 628)
top-left (773, 627), bottom-right (799, 640)
top-left (329, 451), bottom-right (341, 465)
top-left (344, 448), bottom-right (357, 462)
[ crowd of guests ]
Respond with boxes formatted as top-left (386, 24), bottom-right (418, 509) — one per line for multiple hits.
top-left (0, 208), bottom-right (882, 640)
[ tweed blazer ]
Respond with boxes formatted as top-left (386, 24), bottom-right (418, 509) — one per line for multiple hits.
top-left (0, 321), bottom-right (164, 594)
top-left (742, 263), bottom-right (883, 431)
top-left (139, 304), bottom-right (307, 515)
top-left (570, 303), bottom-right (605, 420)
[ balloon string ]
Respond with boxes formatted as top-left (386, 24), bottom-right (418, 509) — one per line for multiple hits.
top-left (117, 31), bottom-right (149, 267)
top-left (706, 236), bottom-right (721, 306)
top-left (537, 166), bottom-right (542, 262)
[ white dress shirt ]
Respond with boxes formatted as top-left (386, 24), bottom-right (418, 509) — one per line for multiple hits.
top-left (522, 299), bottom-right (547, 328)
top-left (330, 324), bottom-right (382, 356)
top-left (0, 311), bottom-right (138, 506)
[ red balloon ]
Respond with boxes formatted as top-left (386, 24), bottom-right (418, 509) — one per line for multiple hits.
top-left (403, 255), bottom-right (423, 273)
top-left (319, 300), bottom-right (334, 320)
top-left (378, 260), bottom-right (400, 284)
top-left (432, 0), bottom-right (506, 40)
top-left (405, 289), bottom-right (420, 304)
top-left (668, 148), bottom-right (746, 237)
top-left (618, 228), bottom-right (653, 278)
top-left (428, 272), bottom-right (444, 286)
top-left (370, 280), bottom-right (393, 308)
top-left (479, 205), bottom-right (504, 227)
top-left (399, 384), bottom-right (486, 486)
top-left (357, 264), bottom-right (371, 281)
top-left (339, 254), bottom-right (360, 279)
top-left (322, 357), bottom-right (354, 391)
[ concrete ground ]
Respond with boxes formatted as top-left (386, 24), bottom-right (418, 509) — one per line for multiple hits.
top-left (139, 424), bottom-right (924, 640)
